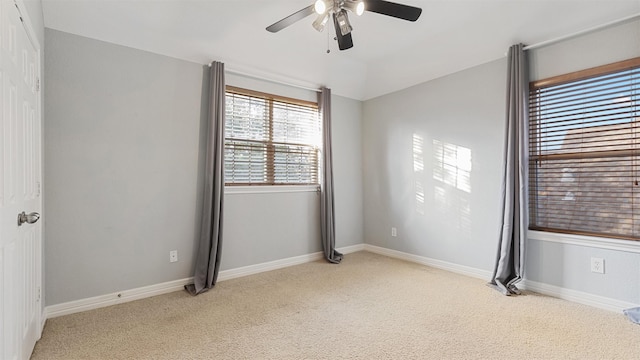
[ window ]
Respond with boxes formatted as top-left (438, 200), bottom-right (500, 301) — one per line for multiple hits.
top-left (529, 57), bottom-right (640, 240)
top-left (224, 86), bottom-right (321, 185)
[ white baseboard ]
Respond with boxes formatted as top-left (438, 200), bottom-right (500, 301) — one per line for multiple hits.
top-left (218, 244), bottom-right (364, 281)
top-left (520, 279), bottom-right (638, 313)
top-left (337, 244), bottom-right (367, 254)
top-left (46, 277), bottom-right (194, 319)
top-left (44, 244), bottom-right (365, 319)
top-left (363, 244), bottom-right (493, 280)
top-left (217, 253), bottom-right (324, 282)
top-left (41, 307), bottom-right (47, 332)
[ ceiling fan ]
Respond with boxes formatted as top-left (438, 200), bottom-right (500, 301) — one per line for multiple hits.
top-left (266, 0), bottom-right (422, 51)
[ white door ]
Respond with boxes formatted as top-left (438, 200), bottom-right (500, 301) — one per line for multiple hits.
top-left (0, 0), bottom-right (42, 359)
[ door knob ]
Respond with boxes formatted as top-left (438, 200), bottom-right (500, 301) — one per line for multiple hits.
top-left (17, 211), bottom-right (40, 226)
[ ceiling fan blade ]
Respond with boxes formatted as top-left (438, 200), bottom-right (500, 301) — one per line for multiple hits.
top-left (266, 4), bottom-right (315, 33)
top-left (332, 13), bottom-right (354, 50)
top-left (364, 0), bottom-right (422, 21)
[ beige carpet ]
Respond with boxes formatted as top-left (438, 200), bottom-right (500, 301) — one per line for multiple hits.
top-left (31, 251), bottom-right (640, 359)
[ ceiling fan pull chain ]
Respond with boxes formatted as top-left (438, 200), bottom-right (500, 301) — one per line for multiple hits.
top-left (326, 26), bottom-right (331, 53)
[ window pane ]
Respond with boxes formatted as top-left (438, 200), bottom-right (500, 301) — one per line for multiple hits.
top-left (272, 101), bottom-right (320, 145)
top-left (225, 93), bottom-right (268, 141)
top-left (531, 157), bottom-right (640, 238)
top-left (224, 141), bottom-right (268, 184)
top-left (273, 144), bottom-right (318, 184)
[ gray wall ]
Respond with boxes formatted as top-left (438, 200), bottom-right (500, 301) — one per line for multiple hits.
top-left (44, 29), bottom-right (363, 306)
top-left (362, 19), bottom-right (640, 305)
top-left (362, 58), bottom-right (506, 272)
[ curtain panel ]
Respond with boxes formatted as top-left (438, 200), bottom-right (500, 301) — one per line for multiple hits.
top-left (319, 87), bottom-right (343, 264)
top-left (186, 61), bottom-right (226, 295)
top-left (489, 44), bottom-right (528, 295)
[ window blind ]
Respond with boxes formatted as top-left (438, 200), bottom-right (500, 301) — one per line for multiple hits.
top-left (529, 57), bottom-right (640, 240)
top-left (224, 87), bottom-right (320, 185)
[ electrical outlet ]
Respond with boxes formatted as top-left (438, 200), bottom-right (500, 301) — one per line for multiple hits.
top-left (169, 250), bottom-right (178, 263)
top-left (590, 257), bottom-right (604, 274)
top-left (391, 227), bottom-right (397, 237)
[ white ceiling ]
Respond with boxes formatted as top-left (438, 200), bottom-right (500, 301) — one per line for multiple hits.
top-left (42, 0), bottom-right (640, 100)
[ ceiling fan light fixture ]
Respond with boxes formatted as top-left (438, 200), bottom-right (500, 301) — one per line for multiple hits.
top-left (312, 13), bottom-right (329, 32)
top-left (314, 0), bottom-right (327, 14)
top-left (344, 0), bottom-right (365, 16)
top-left (335, 10), bottom-right (352, 36)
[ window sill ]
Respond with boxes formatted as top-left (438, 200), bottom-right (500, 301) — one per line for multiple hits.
top-left (528, 230), bottom-right (640, 254)
top-left (224, 185), bottom-right (320, 195)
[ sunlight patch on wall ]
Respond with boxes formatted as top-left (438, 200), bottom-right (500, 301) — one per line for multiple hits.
top-left (433, 184), bottom-right (472, 235)
top-left (413, 133), bottom-right (425, 215)
top-left (413, 134), bottom-right (424, 172)
top-left (432, 139), bottom-right (472, 235)
top-left (433, 139), bottom-right (472, 193)
top-left (434, 185), bottom-right (446, 206)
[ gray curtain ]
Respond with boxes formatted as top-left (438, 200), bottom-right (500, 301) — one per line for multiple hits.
top-left (319, 87), bottom-right (343, 264)
top-left (186, 61), bottom-right (225, 295)
top-left (489, 44), bottom-right (528, 296)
